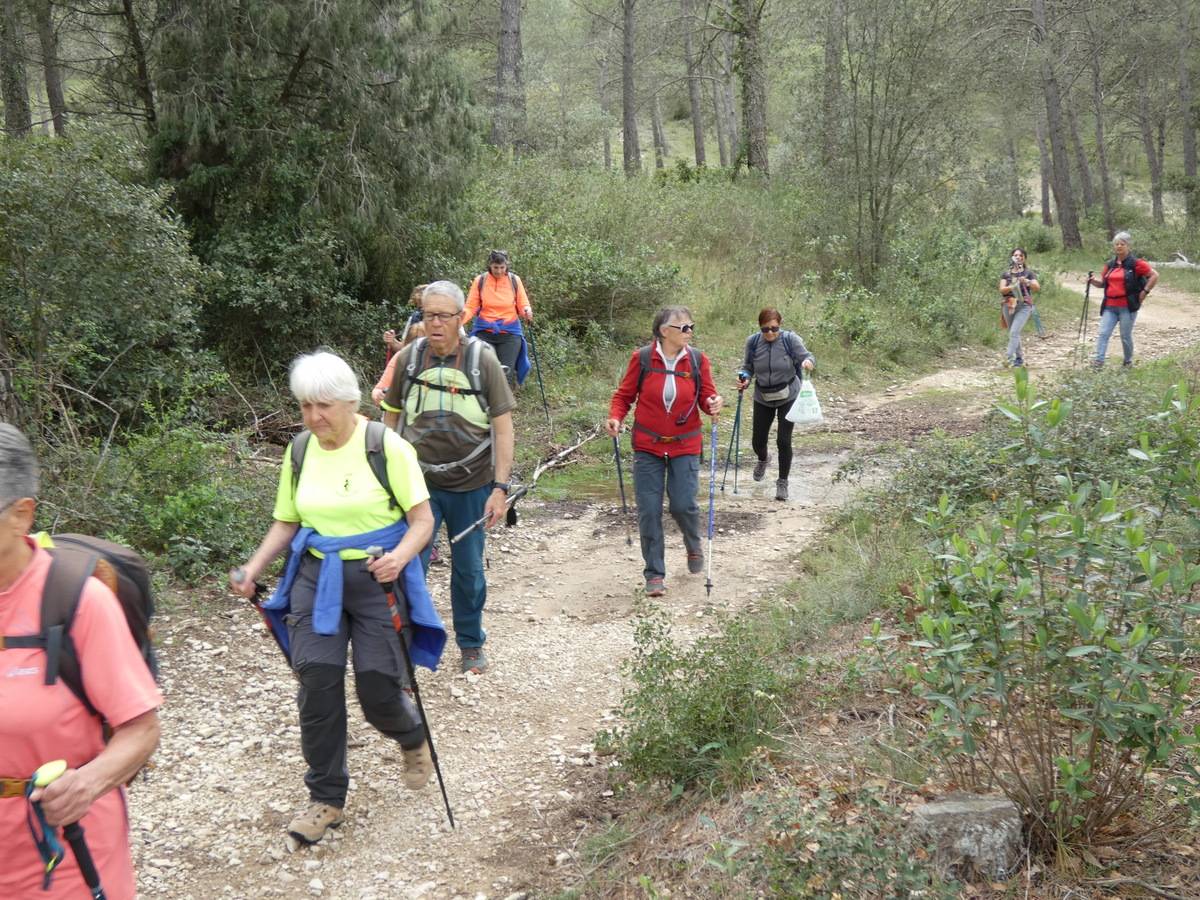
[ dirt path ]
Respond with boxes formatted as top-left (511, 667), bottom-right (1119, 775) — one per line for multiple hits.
top-left (130, 278), bottom-right (1198, 900)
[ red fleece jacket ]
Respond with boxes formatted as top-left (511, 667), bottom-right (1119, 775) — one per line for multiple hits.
top-left (609, 345), bottom-right (718, 456)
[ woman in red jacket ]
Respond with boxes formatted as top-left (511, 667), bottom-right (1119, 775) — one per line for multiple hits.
top-left (606, 307), bottom-right (723, 597)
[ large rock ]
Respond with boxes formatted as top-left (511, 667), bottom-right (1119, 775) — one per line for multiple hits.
top-left (909, 795), bottom-right (1022, 879)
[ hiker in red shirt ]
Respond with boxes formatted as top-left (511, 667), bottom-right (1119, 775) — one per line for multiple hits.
top-left (606, 306), bottom-right (723, 597)
top-left (462, 250), bottom-right (532, 387)
top-left (1086, 231), bottom-right (1159, 368)
top-left (0, 424), bottom-right (162, 900)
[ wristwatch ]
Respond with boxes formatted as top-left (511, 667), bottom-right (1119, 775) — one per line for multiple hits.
top-left (493, 481), bottom-right (510, 494)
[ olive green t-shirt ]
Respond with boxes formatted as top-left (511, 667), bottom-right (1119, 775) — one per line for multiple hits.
top-left (272, 418), bottom-right (430, 559)
top-left (380, 338), bottom-right (515, 491)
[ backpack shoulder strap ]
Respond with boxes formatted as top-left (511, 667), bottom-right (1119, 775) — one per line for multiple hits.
top-left (464, 337), bottom-right (490, 415)
top-left (40, 549), bottom-right (101, 717)
top-left (290, 430), bottom-right (312, 499)
top-left (687, 347), bottom-right (702, 387)
top-left (750, 333), bottom-right (761, 356)
top-left (510, 273), bottom-right (520, 316)
top-left (636, 345), bottom-right (653, 392)
top-left (364, 421), bottom-right (402, 512)
top-left (476, 273), bottom-right (487, 302)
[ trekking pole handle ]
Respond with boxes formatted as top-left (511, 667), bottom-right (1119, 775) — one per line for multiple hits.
top-left (230, 568), bottom-right (265, 597)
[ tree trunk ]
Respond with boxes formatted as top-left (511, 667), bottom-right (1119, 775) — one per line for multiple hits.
top-left (1034, 112), bottom-right (1053, 226)
top-left (598, 53), bottom-right (612, 170)
top-left (651, 90), bottom-right (668, 168)
top-left (1179, 0), bottom-right (1197, 222)
top-left (0, 0), bottom-right (30, 136)
top-left (621, 0), bottom-right (641, 174)
top-left (491, 0), bottom-right (526, 153)
top-left (1066, 105), bottom-right (1094, 210)
top-left (1032, 0), bottom-right (1080, 248)
top-left (1136, 67), bottom-right (1165, 225)
top-left (681, 0), bottom-right (705, 166)
top-left (1091, 44), bottom-right (1116, 237)
top-left (821, 0), bottom-right (844, 166)
top-left (33, 0), bottom-right (64, 135)
top-left (1006, 133), bottom-right (1023, 217)
top-left (735, 0), bottom-right (768, 174)
top-left (120, 0), bottom-right (156, 133)
top-left (721, 22), bottom-right (739, 160)
top-left (710, 69), bottom-right (729, 166)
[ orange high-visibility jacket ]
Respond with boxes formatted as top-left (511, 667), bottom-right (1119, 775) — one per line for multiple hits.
top-left (463, 272), bottom-right (531, 324)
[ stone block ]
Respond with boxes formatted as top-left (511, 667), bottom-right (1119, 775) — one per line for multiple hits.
top-left (909, 794), bottom-right (1023, 879)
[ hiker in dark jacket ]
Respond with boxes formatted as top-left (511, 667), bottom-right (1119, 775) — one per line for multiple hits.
top-left (737, 308), bottom-right (814, 502)
top-left (606, 306), bottom-right (723, 597)
top-left (231, 351), bottom-right (444, 846)
top-left (999, 248), bottom-right (1040, 368)
top-left (1086, 231), bottom-right (1159, 367)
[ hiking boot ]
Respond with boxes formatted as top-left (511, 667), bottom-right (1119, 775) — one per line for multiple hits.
top-left (775, 479), bottom-right (789, 502)
top-left (645, 577), bottom-right (665, 597)
top-left (687, 552), bottom-right (704, 575)
top-left (402, 741), bottom-right (433, 790)
top-left (460, 647), bottom-right (488, 675)
top-left (752, 455), bottom-right (770, 481)
top-left (287, 802), bottom-right (344, 845)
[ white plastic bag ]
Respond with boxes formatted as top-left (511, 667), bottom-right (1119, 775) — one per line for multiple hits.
top-left (785, 377), bottom-right (823, 425)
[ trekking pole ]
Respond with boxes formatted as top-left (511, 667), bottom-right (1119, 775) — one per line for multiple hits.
top-left (366, 547), bottom-right (455, 830)
top-left (721, 390), bottom-right (744, 492)
top-left (27, 760), bottom-right (107, 898)
top-left (449, 429), bottom-right (602, 544)
top-left (733, 405), bottom-right (741, 495)
top-left (1076, 272), bottom-right (1093, 364)
top-left (230, 570), bottom-right (291, 664)
top-left (705, 418), bottom-right (719, 597)
top-left (524, 320), bottom-right (551, 427)
top-left (613, 435), bottom-right (633, 546)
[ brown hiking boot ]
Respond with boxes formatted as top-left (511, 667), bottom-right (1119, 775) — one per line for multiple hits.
top-left (402, 741), bottom-right (433, 790)
top-left (287, 802), bottom-right (344, 844)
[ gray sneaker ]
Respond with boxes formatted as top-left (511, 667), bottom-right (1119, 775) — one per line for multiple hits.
top-left (753, 455), bottom-right (771, 481)
top-left (288, 802), bottom-right (344, 844)
top-left (460, 647), bottom-right (488, 674)
top-left (775, 479), bottom-right (789, 502)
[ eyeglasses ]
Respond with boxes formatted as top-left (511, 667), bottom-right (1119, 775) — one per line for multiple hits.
top-left (760, 325), bottom-right (781, 334)
top-left (664, 323), bottom-right (696, 333)
top-left (422, 311), bottom-right (459, 323)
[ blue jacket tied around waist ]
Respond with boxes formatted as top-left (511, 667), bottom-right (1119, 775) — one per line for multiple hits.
top-left (261, 520), bottom-right (447, 671)
top-left (471, 316), bottom-right (531, 385)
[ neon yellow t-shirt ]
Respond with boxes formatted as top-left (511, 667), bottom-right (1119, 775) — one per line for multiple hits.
top-left (272, 419), bottom-right (429, 560)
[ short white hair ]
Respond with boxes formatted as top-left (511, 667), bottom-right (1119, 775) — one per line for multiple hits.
top-left (289, 351), bottom-right (361, 404)
top-left (1113, 230), bottom-right (1132, 245)
top-left (423, 280), bottom-right (465, 313)
top-left (0, 424), bottom-right (38, 505)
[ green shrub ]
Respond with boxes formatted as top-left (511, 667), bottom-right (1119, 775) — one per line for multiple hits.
top-left (0, 128), bottom-right (210, 433)
top-left (895, 371), bottom-right (1200, 857)
top-left (599, 603), bottom-right (792, 791)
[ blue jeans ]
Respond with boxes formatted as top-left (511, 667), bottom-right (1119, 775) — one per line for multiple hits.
top-left (421, 483), bottom-right (492, 649)
top-left (1002, 303), bottom-right (1033, 364)
top-left (633, 451), bottom-right (702, 582)
top-left (1094, 307), bottom-right (1138, 366)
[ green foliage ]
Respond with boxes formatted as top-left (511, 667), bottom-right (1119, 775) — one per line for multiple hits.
top-left (981, 218), bottom-right (1058, 255)
top-left (598, 602), bottom-right (792, 791)
top-left (0, 129), bottom-right (210, 432)
top-left (38, 419), bottom-right (276, 581)
top-left (753, 787), bottom-right (958, 898)
top-left (894, 371), bottom-right (1200, 854)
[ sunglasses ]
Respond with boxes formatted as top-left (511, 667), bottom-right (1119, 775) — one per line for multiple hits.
top-left (664, 323), bottom-right (696, 333)
top-left (760, 325), bottom-right (781, 334)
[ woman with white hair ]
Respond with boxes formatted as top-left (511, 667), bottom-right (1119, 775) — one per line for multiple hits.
top-left (230, 351), bottom-right (444, 845)
top-left (1086, 231), bottom-right (1159, 367)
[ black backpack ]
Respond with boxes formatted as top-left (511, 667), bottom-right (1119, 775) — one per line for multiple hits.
top-left (748, 330), bottom-right (803, 369)
top-left (1102, 256), bottom-right (1150, 312)
top-left (2, 534), bottom-right (157, 723)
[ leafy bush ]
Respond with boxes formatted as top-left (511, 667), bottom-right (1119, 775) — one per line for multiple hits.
top-left (754, 787), bottom-right (958, 898)
top-left (981, 217), bottom-right (1057, 255)
top-left (599, 603), bottom-right (792, 791)
top-left (38, 419), bottom-right (277, 581)
top-left (0, 128), bottom-right (211, 433)
top-left (896, 371), bottom-right (1200, 856)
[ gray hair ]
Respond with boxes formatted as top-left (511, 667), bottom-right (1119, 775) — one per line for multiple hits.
top-left (289, 351), bottom-right (361, 405)
top-left (0, 423), bottom-right (39, 505)
top-left (1113, 231), bottom-right (1132, 245)
top-left (651, 305), bottom-right (694, 340)
top-left (423, 280), bottom-right (465, 313)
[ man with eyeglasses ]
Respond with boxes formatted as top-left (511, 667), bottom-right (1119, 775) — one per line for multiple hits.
top-left (462, 250), bottom-right (533, 387)
top-left (382, 282), bottom-right (516, 675)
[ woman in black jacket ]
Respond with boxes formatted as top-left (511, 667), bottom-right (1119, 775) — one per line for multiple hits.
top-left (736, 308), bottom-right (815, 501)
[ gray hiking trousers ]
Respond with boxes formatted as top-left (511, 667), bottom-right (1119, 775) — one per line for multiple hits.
top-left (287, 553), bottom-right (424, 807)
